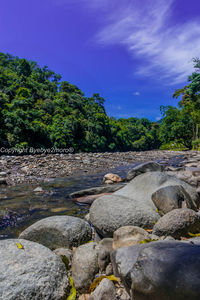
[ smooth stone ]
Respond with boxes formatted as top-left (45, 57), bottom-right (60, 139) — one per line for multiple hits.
top-left (111, 241), bottom-right (200, 300)
top-left (125, 162), bottom-right (163, 181)
top-left (153, 208), bottom-right (200, 239)
top-left (151, 185), bottom-right (193, 215)
top-left (72, 242), bottom-right (100, 293)
top-left (33, 186), bottom-right (43, 192)
top-left (19, 216), bottom-right (92, 250)
top-left (0, 239), bottom-right (69, 300)
top-left (89, 194), bottom-right (159, 237)
top-left (103, 173), bottom-right (123, 183)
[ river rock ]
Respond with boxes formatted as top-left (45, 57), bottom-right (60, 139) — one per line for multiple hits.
top-left (103, 173), bottom-right (123, 183)
top-left (89, 194), bottom-right (159, 237)
top-left (0, 239), bottom-right (69, 299)
top-left (72, 242), bottom-right (100, 293)
top-left (111, 241), bottom-right (200, 300)
top-left (151, 185), bottom-right (192, 215)
top-left (88, 278), bottom-right (116, 300)
top-left (116, 172), bottom-right (200, 211)
top-left (153, 208), bottom-right (200, 239)
top-left (113, 226), bottom-right (151, 250)
top-left (19, 216), bottom-right (92, 250)
top-left (125, 162), bottom-right (163, 181)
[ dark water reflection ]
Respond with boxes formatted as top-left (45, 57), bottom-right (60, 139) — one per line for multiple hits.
top-left (0, 165), bottom-right (134, 239)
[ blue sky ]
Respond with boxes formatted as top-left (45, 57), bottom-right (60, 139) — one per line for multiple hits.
top-left (1, 0), bottom-right (200, 120)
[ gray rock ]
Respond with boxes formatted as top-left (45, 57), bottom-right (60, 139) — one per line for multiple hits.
top-left (152, 185), bottom-right (194, 215)
top-left (72, 242), bottom-right (99, 293)
top-left (88, 278), bottom-right (116, 300)
top-left (126, 162), bottom-right (163, 181)
top-left (19, 216), bottom-right (92, 250)
top-left (69, 184), bottom-right (125, 198)
top-left (89, 195), bottom-right (159, 237)
top-left (116, 172), bottom-right (200, 211)
top-left (111, 241), bottom-right (200, 300)
top-left (0, 239), bottom-right (69, 300)
top-left (113, 226), bottom-right (151, 250)
top-left (153, 208), bottom-right (200, 239)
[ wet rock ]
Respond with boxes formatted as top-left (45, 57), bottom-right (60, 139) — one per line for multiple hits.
top-left (89, 194), bottom-right (159, 237)
top-left (33, 186), bottom-right (43, 193)
top-left (103, 173), bottom-right (123, 183)
top-left (88, 278), bottom-right (116, 300)
top-left (113, 226), bottom-right (151, 250)
top-left (72, 242), bottom-right (100, 293)
top-left (19, 216), bottom-right (92, 250)
top-left (125, 161), bottom-right (163, 181)
top-left (152, 185), bottom-right (193, 215)
top-left (153, 208), bottom-right (200, 239)
top-left (111, 241), bottom-right (200, 300)
top-left (0, 239), bottom-right (69, 300)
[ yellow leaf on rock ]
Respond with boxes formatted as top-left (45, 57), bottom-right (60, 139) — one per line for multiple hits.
top-left (67, 276), bottom-right (76, 300)
top-left (89, 275), bottom-right (119, 293)
top-left (17, 242), bottom-right (24, 249)
top-left (188, 232), bottom-right (200, 237)
top-left (139, 239), bottom-right (157, 244)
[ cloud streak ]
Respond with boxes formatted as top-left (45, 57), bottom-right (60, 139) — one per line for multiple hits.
top-left (96, 0), bottom-right (200, 84)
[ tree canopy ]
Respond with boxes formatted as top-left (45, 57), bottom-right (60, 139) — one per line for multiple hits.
top-left (0, 52), bottom-right (160, 152)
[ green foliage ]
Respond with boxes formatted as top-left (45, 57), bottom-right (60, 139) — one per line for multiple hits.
top-left (160, 141), bottom-right (188, 151)
top-left (0, 52), bottom-right (160, 152)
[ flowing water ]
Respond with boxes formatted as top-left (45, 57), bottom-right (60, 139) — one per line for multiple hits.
top-left (0, 155), bottom-right (185, 240)
top-left (0, 165), bottom-right (134, 239)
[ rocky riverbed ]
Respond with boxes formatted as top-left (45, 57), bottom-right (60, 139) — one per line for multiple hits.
top-left (0, 150), bottom-right (193, 186)
top-left (2, 151), bottom-right (200, 299)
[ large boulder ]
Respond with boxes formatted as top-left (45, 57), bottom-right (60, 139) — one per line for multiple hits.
top-left (89, 195), bottom-right (159, 237)
top-left (88, 278), bottom-right (116, 300)
top-left (19, 216), bottom-right (92, 250)
top-left (111, 241), bottom-right (200, 300)
top-left (0, 239), bottom-right (69, 300)
top-left (72, 242), bottom-right (100, 293)
top-left (116, 172), bottom-right (199, 211)
top-left (153, 208), bottom-right (200, 239)
top-left (152, 185), bottom-right (193, 215)
top-left (125, 162), bottom-right (163, 181)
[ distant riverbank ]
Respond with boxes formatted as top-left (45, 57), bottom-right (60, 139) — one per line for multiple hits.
top-left (0, 150), bottom-right (193, 186)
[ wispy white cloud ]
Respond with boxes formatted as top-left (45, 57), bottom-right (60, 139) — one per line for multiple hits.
top-left (133, 91), bottom-right (140, 96)
top-left (96, 0), bottom-right (200, 84)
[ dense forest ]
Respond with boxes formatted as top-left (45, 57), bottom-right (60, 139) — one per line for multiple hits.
top-left (0, 52), bottom-right (199, 153)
